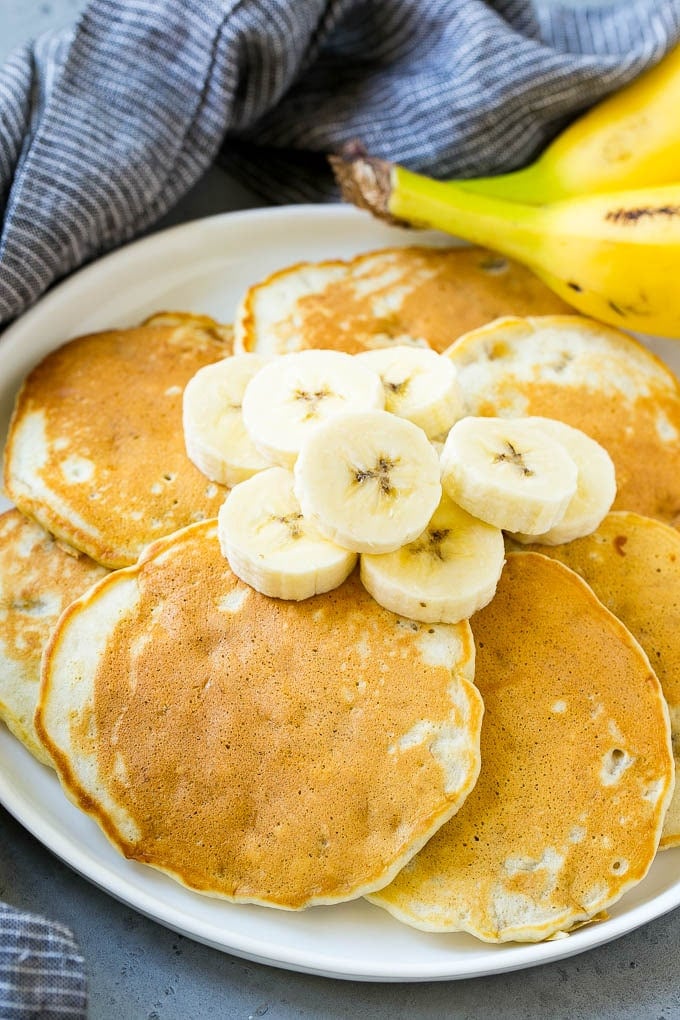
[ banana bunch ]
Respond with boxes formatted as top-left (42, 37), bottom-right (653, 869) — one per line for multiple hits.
top-left (184, 348), bottom-right (616, 623)
top-left (330, 43), bottom-right (680, 338)
top-left (460, 42), bottom-right (680, 203)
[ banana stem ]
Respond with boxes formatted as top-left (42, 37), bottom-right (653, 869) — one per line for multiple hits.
top-left (389, 166), bottom-right (545, 265)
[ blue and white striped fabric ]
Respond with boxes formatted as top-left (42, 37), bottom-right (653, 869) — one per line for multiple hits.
top-left (1, 0), bottom-right (680, 327)
top-left (0, 902), bottom-right (87, 1019)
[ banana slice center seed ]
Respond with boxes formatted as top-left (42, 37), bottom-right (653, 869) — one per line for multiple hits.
top-left (293, 386), bottom-right (336, 420)
top-left (352, 456), bottom-right (399, 498)
top-left (409, 528), bottom-right (452, 561)
top-left (256, 511), bottom-right (306, 542)
top-left (493, 442), bottom-right (534, 477)
top-left (272, 512), bottom-right (305, 538)
top-left (385, 375), bottom-right (410, 396)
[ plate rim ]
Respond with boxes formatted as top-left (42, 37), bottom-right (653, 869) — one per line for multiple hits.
top-left (1, 203), bottom-right (680, 982)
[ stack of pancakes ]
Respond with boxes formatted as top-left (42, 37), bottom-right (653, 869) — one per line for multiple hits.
top-left (1, 246), bottom-right (678, 941)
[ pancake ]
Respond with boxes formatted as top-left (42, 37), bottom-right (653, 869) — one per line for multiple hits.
top-left (142, 310), bottom-right (234, 353)
top-left (3, 322), bottom-right (231, 568)
top-left (234, 246), bottom-right (571, 357)
top-left (35, 520), bottom-right (484, 910)
top-left (444, 315), bottom-right (680, 528)
top-left (516, 511), bottom-right (680, 848)
top-left (0, 508), bottom-right (108, 765)
top-left (369, 552), bottom-right (673, 942)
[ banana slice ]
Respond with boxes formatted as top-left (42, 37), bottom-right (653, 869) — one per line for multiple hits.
top-left (440, 416), bottom-right (578, 535)
top-left (182, 353), bottom-right (270, 486)
top-left (510, 417), bottom-right (616, 545)
top-left (361, 493), bottom-right (505, 624)
top-left (217, 466), bottom-right (357, 600)
top-left (241, 349), bottom-right (384, 468)
top-left (294, 410), bottom-right (442, 554)
top-left (354, 345), bottom-right (464, 438)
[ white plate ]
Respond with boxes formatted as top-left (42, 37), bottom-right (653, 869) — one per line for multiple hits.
top-left (1, 205), bottom-right (680, 982)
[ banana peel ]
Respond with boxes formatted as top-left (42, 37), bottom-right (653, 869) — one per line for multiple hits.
top-left (458, 41), bottom-right (680, 203)
top-left (330, 152), bottom-right (680, 339)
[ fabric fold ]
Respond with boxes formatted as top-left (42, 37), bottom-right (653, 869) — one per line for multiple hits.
top-left (1, 0), bottom-right (680, 326)
top-left (0, 901), bottom-right (87, 1020)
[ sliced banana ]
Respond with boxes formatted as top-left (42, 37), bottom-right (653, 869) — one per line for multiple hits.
top-left (361, 493), bottom-right (505, 624)
top-left (294, 410), bottom-right (442, 554)
top-left (355, 345), bottom-right (464, 438)
top-left (440, 416), bottom-right (578, 535)
top-left (217, 466), bottom-right (357, 600)
top-left (182, 354), bottom-right (270, 486)
top-left (241, 349), bottom-right (384, 468)
top-left (510, 418), bottom-right (616, 545)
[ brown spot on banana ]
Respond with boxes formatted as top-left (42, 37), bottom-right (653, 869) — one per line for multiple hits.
top-left (605, 205), bottom-right (680, 224)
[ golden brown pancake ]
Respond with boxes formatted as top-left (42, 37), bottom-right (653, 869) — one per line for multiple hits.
top-left (369, 552), bottom-right (673, 942)
top-left (142, 310), bottom-right (234, 353)
top-left (445, 315), bottom-right (680, 528)
top-left (0, 508), bottom-right (107, 765)
top-left (235, 247), bottom-right (571, 356)
top-left (3, 323), bottom-right (231, 568)
top-left (517, 511), bottom-right (680, 847)
top-left (36, 520), bottom-right (484, 910)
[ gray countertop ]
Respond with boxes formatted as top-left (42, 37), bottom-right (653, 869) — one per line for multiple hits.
top-left (5, 791), bottom-right (680, 1019)
top-left (3, 4), bottom-right (680, 1017)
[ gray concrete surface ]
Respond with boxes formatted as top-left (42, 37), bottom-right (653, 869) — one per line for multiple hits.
top-left (3, 2), bottom-right (680, 1018)
top-left (5, 803), bottom-right (680, 1019)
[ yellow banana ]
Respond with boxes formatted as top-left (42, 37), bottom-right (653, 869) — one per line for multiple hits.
top-left (331, 154), bottom-right (680, 338)
top-left (457, 42), bottom-right (680, 203)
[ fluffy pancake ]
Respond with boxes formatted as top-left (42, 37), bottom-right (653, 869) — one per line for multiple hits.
top-left (235, 246), bottom-right (571, 356)
top-left (0, 508), bottom-right (107, 765)
top-left (35, 520), bottom-right (483, 910)
top-left (4, 322), bottom-right (231, 568)
top-left (444, 315), bottom-right (680, 528)
top-left (369, 552), bottom-right (673, 942)
top-left (142, 310), bottom-right (234, 353)
top-left (517, 511), bottom-right (680, 848)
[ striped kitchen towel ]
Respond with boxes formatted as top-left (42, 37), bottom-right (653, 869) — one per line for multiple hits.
top-left (0, 902), bottom-right (87, 1019)
top-left (2, 0), bottom-right (680, 327)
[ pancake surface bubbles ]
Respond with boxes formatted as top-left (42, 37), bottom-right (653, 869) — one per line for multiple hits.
top-left (445, 315), bottom-right (680, 528)
top-left (36, 521), bottom-right (483, 909)
top-left (369, 552), bottom-right (673, 942)
top-left (0, 509), bottom-right (108, 765)
top-left (4, 322), bottom-right (231, 568)
top-left (520, 511), bottom-right (680, 847)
